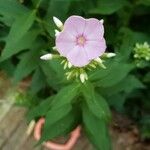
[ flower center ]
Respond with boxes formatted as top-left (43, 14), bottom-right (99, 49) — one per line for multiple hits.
top-left (76, 35), bottom-right (86, 46)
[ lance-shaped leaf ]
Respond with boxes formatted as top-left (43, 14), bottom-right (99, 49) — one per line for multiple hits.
top-left (82, 82), bottom-right (111, 121)
top-left (1, 10), bottom-right (36, 61)
top-left (82, 104), bottom-right (112, 150)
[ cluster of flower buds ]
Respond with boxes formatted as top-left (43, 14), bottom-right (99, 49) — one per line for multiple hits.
top-left (40, 17), bottom-right (116, 83)
top-left (133, 42), bottom-right (150, 67)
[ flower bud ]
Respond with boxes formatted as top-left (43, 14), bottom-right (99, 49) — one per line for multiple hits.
top-left (68, 62), bottom-right (72, 68)
top-left (40, 54), bottom-right (53, 60)
top-left (134, 42), bottom-right (150, 63)
top-left (106, 53), bottom-right (116, 58)
top-left (94, 57), bottom-right (103, 64)
top-left (80, 73), bottom-right (85, 83)
top-left (53, 16), bottom-right (63, 30)
top-left (100, 19), bottom-right (104, 24)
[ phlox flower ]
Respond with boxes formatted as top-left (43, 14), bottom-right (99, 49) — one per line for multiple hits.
top-left (56, 16), bottom-right (106, 67)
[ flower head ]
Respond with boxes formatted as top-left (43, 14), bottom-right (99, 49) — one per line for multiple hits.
top-left (56, 16), bottom-right (106, 67)
top-left (134, 42), bottom-right (150, 61)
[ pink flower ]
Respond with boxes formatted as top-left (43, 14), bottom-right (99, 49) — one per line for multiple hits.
top-left (56, 16), bottom-right (106, 67)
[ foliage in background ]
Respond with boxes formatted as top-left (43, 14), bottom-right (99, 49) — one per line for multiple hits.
top-left (0, 0), bottom-right (150, 149)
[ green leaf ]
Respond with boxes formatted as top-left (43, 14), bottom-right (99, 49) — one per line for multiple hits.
top-left (0, 59), bottom-right (15, 76)
top-left (40, 60), bottom-right (67, 90)
top-left (13, 49), bottom-right (40, 83)
top-left (6, 10), bottom-right (36, 42)
top-left (1, 10), bottom-right (36, 61)
top-left (89, 0), bottom-right (128, 15)
top-left (50, 83), bottom-right (80, 108)
top-left (46, 0), bottom-right (71, 19)
top-left (39, 110), bottom-right (77, 143)
top-left (82, 82), bottom-right (111, 121)
top-left (97, 64), bottom-right (133, 87)
top-left (107, 94), bottom-right (126, 112)
top-left (37, 83), bottom-right (81, 143)
top-left (29, 68), bottom-right (46, 94)
top-left (27, 96), bottom-right (54, 122)
top-left (44, 104), bottom-right (72, 126)
top-left (1, 29), bottom-right (40, 60)
top-left (0, 0), bottom-right (28, 25)
top-left (82, 104), bottom-right (112, 150)
top-left (100, 75), bottom-right (145, 97)
top-left (90, 61), bottom-right (134, 87)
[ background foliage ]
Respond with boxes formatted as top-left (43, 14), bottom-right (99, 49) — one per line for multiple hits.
top-left (0, 0), bottom-right (150, 149)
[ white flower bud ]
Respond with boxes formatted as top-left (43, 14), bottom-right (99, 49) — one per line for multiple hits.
top-left (100, 19), bottom-right (104, 24)
top-left (53, 16), bottom-right (63, 30)
top-left (94, 57), bottom-right (103, 64)
top-left (80, 73), bottom-right (85, 83)
top-left (84, 72), bottom-right (88, 80)
top-left (40, 54), bottom-right (53, 60)
top-left (100, 63), bottom-right (106, 69)
top-left (106, 53), bottom-right (116, 58)
top-left (68, 62), bottom-right (72, 68)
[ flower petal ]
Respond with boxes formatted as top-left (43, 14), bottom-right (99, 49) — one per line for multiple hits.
top-left (56, 31), bottom-right (76, 56)
top-left (67, 45), bottom-right (90, 67)
top-left (64, 16), bottom-right (86, 36)
top-left (84, 38), bottom-right (106, 60)
top-left (84, 18), bottom-right (104, 40)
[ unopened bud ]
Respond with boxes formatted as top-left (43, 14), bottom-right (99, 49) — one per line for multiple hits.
top-left (100, 19), bottom-right (104, 24)
top-left (80, 73), bottom-right (85, 83)
top-left (53, 16), bottom-right (63, 30)
top-left (106, 53), bottom-right (116, 58)
top-left (94, 57), bottom-right (103, 64)
top-left (68, 62), bottom-right (72, 68)
top-left (52, 46), bottom-right (57, 51)
top-left (40, 54), bottom-right (53, 60)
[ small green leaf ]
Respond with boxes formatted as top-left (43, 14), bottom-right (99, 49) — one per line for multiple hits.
top-left (82, 82), bottom-right (111, 121)
top-left (82, 104), bottom-right (112, 150)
